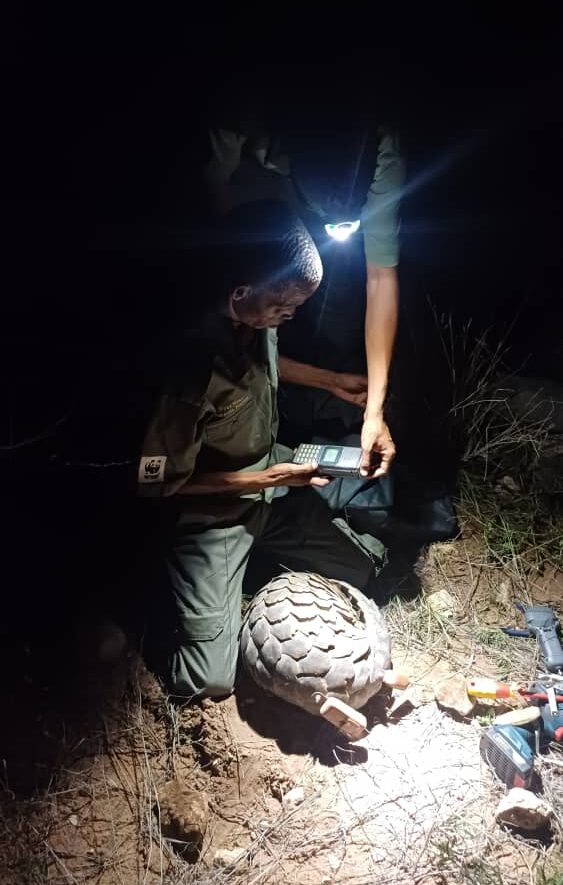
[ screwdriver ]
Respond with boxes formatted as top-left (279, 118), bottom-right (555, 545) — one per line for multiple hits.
top-left (467, 677), bottom-right (563, 703)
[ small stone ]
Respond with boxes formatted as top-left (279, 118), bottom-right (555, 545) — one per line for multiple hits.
top-left (389, 682), bottom-right (425, 713)
top-left (156, 780), bottom-right (209, 860)
top-left (434, 674), bottom-right (475, 717)
top-left (427, 588), bottom-right (456, 617)
top-left (213, 847), bottom-right (247, 868)
top-left (495, 788), bottom-right (553, 832)
top-left (68, 814), bottom-right (79, 827)
top-left (282, 786), bottom-right (305, 807)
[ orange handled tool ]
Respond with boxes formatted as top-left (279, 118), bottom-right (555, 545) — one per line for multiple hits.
top-left (466, 678), bottom-right (522, 700)
top-left (467, 677), bottom-right (563, 704)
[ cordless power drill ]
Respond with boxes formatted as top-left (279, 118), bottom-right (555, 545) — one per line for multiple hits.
top-left (503, 603), bottom-right (563, 674)
top-left (480, 688), bottom-right (563, 787)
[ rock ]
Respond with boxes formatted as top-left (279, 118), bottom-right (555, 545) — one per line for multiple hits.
top-left (495, 788), bottom-right (553, 832)
top-left (214, 847), bottom-right (247, 868)
top-left (427, 588), bottom-right (456, 617)
top-left (156, 780), bottom-right (209, 860)
top-left (434, 674), bottom-right (475, 717)
top-left (282, 786), bottom-right (305, 807)
top-left (389, 682), bottom-right (425, 713)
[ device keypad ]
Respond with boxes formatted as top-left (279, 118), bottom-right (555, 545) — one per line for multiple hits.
top-left (293, 444), bottom-right (322, 464)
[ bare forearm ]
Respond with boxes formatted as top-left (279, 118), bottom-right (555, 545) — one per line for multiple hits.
top-left (278, 355), bottom-right (337, 391)
top-left (365, 264), bottom-right (399, 417)
top-left (176, 461), bottom-right (323, 494)
top-left (177, 470), bottom-right (268, 496)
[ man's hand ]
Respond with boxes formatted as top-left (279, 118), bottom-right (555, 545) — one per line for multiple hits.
top-left (264, 462), bottom-right (330, 488)
top-left (329, 373), bottom-right (368, 407)
top-left (278, 357), bottom-right (367, 408)
top-left (360, 415), bottom-right (395, 478)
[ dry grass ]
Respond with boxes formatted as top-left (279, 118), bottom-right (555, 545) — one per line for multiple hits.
top-left (0, 663), bottom-right (184, 885)
top-left (430, 308), bottom-right (555, 474)
top-left (385, 592), bottom-right (538, 686)
top-left (3, 540), bottom-right (561, 884)
top-left (433, 308), bottom-right (562, 582)
top-left (169, 702), bottom-right (563, 885)
top-left (2, 636), bottom-right (563, 885)
top-left (3, 314), bottom-right (563, 884)
top-left (383, 560), bottom-right (563, 885)
top-left (382, 307), bottom-right (563, 883)
top-left (457, 472), bottom-right (563, 595)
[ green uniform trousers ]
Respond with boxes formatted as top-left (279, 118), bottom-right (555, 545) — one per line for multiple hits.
top-left (148, 487), bottom-right (385, 699)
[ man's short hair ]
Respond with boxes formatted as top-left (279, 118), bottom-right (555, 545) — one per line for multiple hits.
top-left (216, 200), bottom-right (323, 294)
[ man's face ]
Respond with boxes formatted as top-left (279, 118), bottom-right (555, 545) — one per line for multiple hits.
top-left (232, 282), bottom-right (316, 329)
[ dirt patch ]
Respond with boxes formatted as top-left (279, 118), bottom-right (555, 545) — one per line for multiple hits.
top-left (2, 504), bottom-right (563, 883)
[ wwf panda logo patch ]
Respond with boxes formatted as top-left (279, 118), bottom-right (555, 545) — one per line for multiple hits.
top-left (138, 455), bottom-right (167, 484)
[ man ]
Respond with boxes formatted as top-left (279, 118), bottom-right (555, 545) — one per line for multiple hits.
top-left (203, 101), bottom-right (405, 481)
top-left (138, 201), bottom-right (385, 699)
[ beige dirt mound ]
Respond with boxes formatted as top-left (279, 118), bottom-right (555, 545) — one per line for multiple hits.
top-left (2, 524), bottom-right (563, 884)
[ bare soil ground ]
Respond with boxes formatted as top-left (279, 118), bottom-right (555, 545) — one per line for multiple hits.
top-left (2, 428), bottom-right (563, 884)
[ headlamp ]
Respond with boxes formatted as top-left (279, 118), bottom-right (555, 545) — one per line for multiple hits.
top-left (324, 219), bottom-right (361, 242)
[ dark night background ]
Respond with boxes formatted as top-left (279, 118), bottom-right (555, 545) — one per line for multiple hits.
top-left (1, 10), bottom-right (562, 773)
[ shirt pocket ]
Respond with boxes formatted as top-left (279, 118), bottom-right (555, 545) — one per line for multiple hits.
top-left (204, 396), bottom-right (255, 443)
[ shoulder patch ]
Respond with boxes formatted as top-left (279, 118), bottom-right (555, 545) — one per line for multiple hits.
top-left (138, 455), bottom-right (167, 484)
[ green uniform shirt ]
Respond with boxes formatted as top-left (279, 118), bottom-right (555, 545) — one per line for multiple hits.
top-left (137, 322), bottom-right (290, 523)
top-left (204, 127), bottom-right (405, 267)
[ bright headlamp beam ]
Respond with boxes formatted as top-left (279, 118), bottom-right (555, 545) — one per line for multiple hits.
top-left (324, 220), bottom-right (361, 242)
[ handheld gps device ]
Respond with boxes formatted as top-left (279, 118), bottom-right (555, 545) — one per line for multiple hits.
top-left (292, 443), bottom-right (363, 478)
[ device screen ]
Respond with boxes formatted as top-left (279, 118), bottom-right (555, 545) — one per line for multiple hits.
top-left (322, 446), bottom-right (341, 464)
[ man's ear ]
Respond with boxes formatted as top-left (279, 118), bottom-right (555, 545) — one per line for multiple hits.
top-left (227, 285), bottom-right (252, 322)
top-left (231, 285), bottom-right (252, 302)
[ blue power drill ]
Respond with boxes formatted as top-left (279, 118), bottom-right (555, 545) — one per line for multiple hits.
top-left (502, 603), bottom-right (563, 674)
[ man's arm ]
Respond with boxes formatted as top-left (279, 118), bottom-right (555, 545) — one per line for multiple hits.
top-left (177, 462), bottom-right (329, 495)
top-left (278, 356), bottom-right (368, 408)
top-left (361, 263), bottom-right (398, 477)
top-left (138, 394), bottom-right (329, 497)
top-left (359, 128), bottom-right (405, 477)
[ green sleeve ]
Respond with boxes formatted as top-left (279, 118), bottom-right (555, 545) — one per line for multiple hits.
top-left (137, 395), bottom-right (209, 497)
top-left (361, 129), bottom-right (405, 267)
